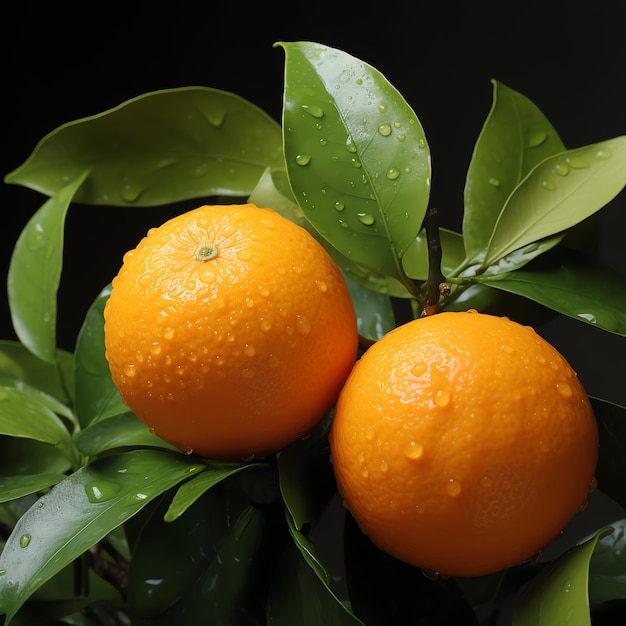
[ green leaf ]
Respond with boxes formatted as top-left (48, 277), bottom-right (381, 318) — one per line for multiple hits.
top-left (592, 397), bottom-right (626, 510)
top-left (345, 275), bottom-right (395, 342)
top-left (74, 284), bottom-right (127, 429)
top-left (74, 411), bottom-right (179, 457)
top-left (0, 449), bottom-right (205, 624)
top-left (5, 87), bottom-right (283, 206)
top-left (0, 376), bottom-right (74, 425)
top-left (0, 341), bottom-right (74, 406)
top-left (0, 387), bottom-right (74, 463)
top-left (463, 80), bottom-right (566, 258)
top-left (163, 461), bottom-right (266, 522)
top-left (277, 41), bottom-right (430, 287)
top-left (589, 518), bottom-right (626, 604)
top-left (0, 474), bottom-right (65, 503)
top-left (0, 437), bottom-right (71, 477)
top-left (277, 415), bottom-right (336, 530)
top-left (130, 493), bottom-right (269, 626)
top-left (7, 173), bottom-right (88, 363)
top-left (512, 527), bottom-right (614, 626)
top-left (482, 136), bottom-right (626, 267)
top-left (479, 248), bottom-right (626, 336)
top-left (267, 524), bottom-right (365, 626)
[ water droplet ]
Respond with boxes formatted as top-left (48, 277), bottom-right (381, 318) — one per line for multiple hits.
top-left (295, 154), bottom-right (312, 166)
top-left (446, 479), bottom-right (462, 497)
top-left (380, 460), bottom-right (389, 473)
top-left (357, 213), bottom-right (375, 226)
top-left (554, 163), bottom-right (569, 176)
top-left (345, 137), bottom-right (357, 153)
top-left (356, 78), bottom-right (364, 85)
top-left (488, 177), bottom-right (501, 188)
top-left (421, 568), bottom-right (449, 581)
top-left (319, 138), bottom-right (327, 146)
top-left (556, 382), bottom-right (573, 399)
top-left (595, 149), bottom-right (611, 160)
top-left (0, 569), bottom-right (6, 576)
top-left (268, 354), bottom-right (280, 369)
top-left (163, 328), bottom-right (175, 340)
top-left (135, 493), bottom-right (148, 501)
top-left (351, 157), bottom-right (362, 168)
top-left (588, 476), bottom-right (598, 494)
top-left (301, 104), bottom-right (324, 118)
top-left (295, 314), bottom-right (311, 335)
top-left (397, 134), bottom-right (406, 142)
top-left (360, 466), bottom-right (369, 478)
top-left (542, 180), bottom-right (557, 191)
top-left (405, 441), bottom-right (424, 460)
top-left (124, 365), bottom-right (137, 378)
top-left (411, 361), bottom-right (427, 377)
top-left (121, 182), bottom-right (143, 203)
top-left (433, 389), bottom-right (451, 407)
top-left (377, 123), bottom-right (392, 137)
top-left (386, 168), bottom-right (400, 180)
top-left (19, 534), bottom-right (31, 548)
top-left (378, 103), bottom-right (387, 112)
top-left (527, 131), bottom-right (548, 148)
top-left (365, 426), bottom-right (375, 441)
top-left (85, 480), bottom-right (122, 504)
top-left (338, 219), bottom-right (349, 228)
top-left (316, 280), bottom-right (328, 293)
top-left (243, 344), bottom-right (255, 357)
top-left (334, 201), bottom-right (345, 211)
top-left (565, 156), bottom-right (589, 169)
top-left (260, 319), bottom-right (272, 332)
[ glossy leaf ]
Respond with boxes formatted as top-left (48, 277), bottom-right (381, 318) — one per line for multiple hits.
top-left (0, 341), bottom-right (74, 406)
top-left (74, 411), bottom-right (179, 458)
top-left (592, 397), bottom-right (626, 510)
top-left (278, 41), bottom-right (430, 286)
top-left (5, 87), bottom-right (284, 206)
top-left (0, 474), bottom-right (65, 503)
top-left (463, 80), bottom-right (566, 258)
top-left (345, 275), bottom-right (395, 342)
top-left (7, 173), bottom-right (88, 363)
top-left (589, 518), bottom-right (626, 603)
top-left (74, 284), bottom-right (127, 429)
top-left (267, 531), bottom-right (365, 626)
top-left (512, 527), bottom-right (613, 626)
top-left (0, 449), bottom-right (205, 623)
top-left (0, 437), bottom-right (71, 477)
top-left (163, 461), bottom-right (266, 522)
top-left (0, 376), bottom-right (74, 424)
top-left (479, 248), bottom-right (626, 336)
top-left (277, 415), bottom-right (336, 530)
top-left (0, 387), bottom-right (74, 463)
top-left (481, 136), bottom-right (626, 267)
top-left (128, 485), bottom-right (268, 626)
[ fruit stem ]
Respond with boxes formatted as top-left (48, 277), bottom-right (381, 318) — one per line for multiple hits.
top-left (419, 207), bottom-right (448, 316)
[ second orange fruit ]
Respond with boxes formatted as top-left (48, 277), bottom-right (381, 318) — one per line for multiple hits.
top-left (329, 310), bottom-right (598, 577)
top-left (104, 203), bottom-right (358, 460)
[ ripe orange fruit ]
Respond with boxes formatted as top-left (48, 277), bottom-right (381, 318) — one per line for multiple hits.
top-left (329, 310), bottom-right (598, 577)
top-left (104, 203), bottom-right (358, 460)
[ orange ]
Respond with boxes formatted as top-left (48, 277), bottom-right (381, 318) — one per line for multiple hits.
top-left (329, 310), bottom-right (598, 577)
top-left (103, 203), bottom-right (358, 460)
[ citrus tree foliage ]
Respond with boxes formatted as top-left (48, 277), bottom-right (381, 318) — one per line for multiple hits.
top-left (1, 41), bottom-right (626, 625)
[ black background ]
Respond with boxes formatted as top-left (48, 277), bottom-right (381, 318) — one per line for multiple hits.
top-left (2, 4), bottom-right (625, 403)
